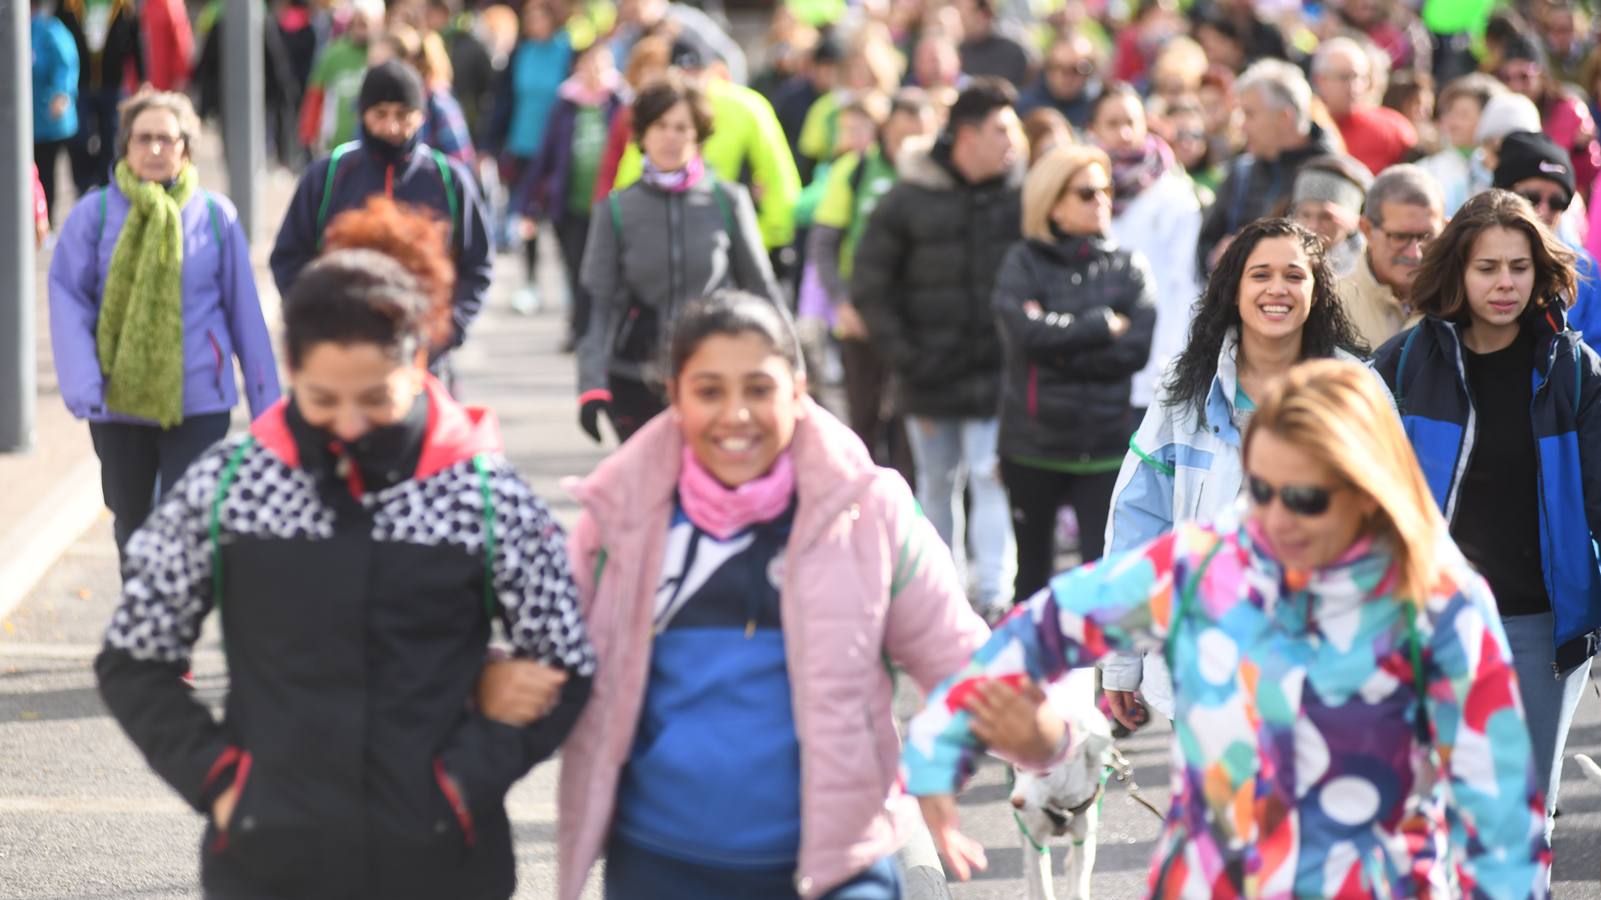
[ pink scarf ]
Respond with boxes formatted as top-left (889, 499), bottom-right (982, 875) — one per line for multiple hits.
top-left (557, 69), bottom-right (620, 107)
top-left (678, 446), bottom-right (796, 540)
top-left (641, 153), bottom-right (706, 193)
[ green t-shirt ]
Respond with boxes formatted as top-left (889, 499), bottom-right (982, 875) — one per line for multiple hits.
top-left (567, 105), bottom-right (608, 219)
top-left (309, 39), bottom-right (370, 154)
top-left (813, 148), bottom-right (898, 279)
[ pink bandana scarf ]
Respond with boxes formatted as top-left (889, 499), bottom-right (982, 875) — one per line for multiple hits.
top-left (641, 153), bottom-right (707, 193)
top-left (677, 446), bottom-right (796, 540)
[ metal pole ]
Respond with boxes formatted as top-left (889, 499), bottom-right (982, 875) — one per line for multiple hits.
top-left (0, 0), bottom-right (36, 452)
top-left (223, 0), bottom-right (264, 243)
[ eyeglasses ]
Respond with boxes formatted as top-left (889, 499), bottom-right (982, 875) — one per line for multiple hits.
top-left (131, 132), bottom-right (184, 150)
top-left (1065, 184), bottom-right (1112, 203)
top-left (1246, 475), bottom-right (1343, 517)
top-left (1047, 59), bottom-right (1096, 77)
top-left (1379, 229), bottom-right (1434, 249)
top-left (1518, 189), bottom-right (1572, 213)
top-left (1173, 129), bottom-right (1207, 142)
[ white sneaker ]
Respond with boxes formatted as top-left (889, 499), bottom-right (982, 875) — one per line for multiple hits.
top-left (511, 285), bottom-right (541, 315)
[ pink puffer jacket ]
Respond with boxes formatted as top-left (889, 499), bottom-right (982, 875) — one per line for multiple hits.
top-left (556, 399), bottom-right (989, 899)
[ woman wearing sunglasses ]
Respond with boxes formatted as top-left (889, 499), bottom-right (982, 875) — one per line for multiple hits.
top-left (992, 143), bottom-right (1156, 603)
top-left (903, 358), bottom-right (1549, 897)
top-left (1373, 187), bottom-right (1601, 850)
top-left (1099, 218), bottom-right (1368, 729)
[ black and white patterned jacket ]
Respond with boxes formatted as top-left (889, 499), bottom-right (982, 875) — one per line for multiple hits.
top-left (96, 377), bottom-right (594, 900)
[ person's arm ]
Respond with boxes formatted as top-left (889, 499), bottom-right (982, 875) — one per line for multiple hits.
top-left (809, 225), bottom-right (849, 305)
top-left (849, 190), bottom-right (918, 372)
top-left (901, 527), bottom-right (1200, 797)
top-left (879, 481), bottom-right (990, 691)
top-left (744, 91), bottom-right (802, 251)
top-left (1195, 163), bottom-right (1237, 275)
top-left (1576, 342), bottom-right (1601, 551)
top-left (592, 110), bottom-right (632, 205)
top-left (268, 160), bottom-right (332, 300)
top-left (47, 193), bottom-right (107, 419)
top-left (217, 203), bottom-right (282, 419)
top-left (809, 155), bottom-right (858, 305)
top-left (297, 50), bottom-right (329, 150)
top-left (94, 441), bottom-right (246, 812)
top-left (725, 184), bottom-right (784, 309)
top-left (483, 52), bottom-right (516, 159)
top-left (576, 199), bottom-right (620, 397)
top-left (1426, 572), bottom-right (1550, 897)
top-left (991, 244), bottom-right (1123, 358)
top-left (1035, 253), bottom-right (1159, 377)
top-left (447, 160), bottom-right (494, 350)
top-left (437, 472), bottom-right (597, 816)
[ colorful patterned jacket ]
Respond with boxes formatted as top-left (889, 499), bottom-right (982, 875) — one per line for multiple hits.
top-left (903, 514), bottom-right (1550, 899)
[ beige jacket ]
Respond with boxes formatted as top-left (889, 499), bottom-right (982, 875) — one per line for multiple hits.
top-left (1337, 253), bottom-right (1416, 350)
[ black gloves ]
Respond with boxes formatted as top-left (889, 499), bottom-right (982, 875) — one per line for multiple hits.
top-left (579, 397), bottom-right (610, 443)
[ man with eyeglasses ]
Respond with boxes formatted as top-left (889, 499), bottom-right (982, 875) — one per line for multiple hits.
top-left (1016, 30), bottom-right (1102, 130)
top-left (1494, 130), bottom-right (1601, 354)
top-left (1341, 164), bottom-right (1445, 348)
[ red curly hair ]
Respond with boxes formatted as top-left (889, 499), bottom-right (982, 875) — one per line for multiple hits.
top-left (321, 196), bottom-right (456, 348)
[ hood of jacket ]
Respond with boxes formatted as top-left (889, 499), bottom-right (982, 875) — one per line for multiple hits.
top-left (895, 135), bottom-right (1027, 193)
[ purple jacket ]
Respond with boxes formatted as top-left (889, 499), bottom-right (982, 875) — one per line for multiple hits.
top-left (48, 182), bottom-right (281, 424)
top-left (516, 90), bottom-right (624, 222)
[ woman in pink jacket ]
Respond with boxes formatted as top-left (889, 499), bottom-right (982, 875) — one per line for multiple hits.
top-left (553, 290), bottom-right (990, 899)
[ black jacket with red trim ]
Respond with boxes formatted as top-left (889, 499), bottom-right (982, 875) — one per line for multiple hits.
top-left (96, 376), bottom-right (594, 899)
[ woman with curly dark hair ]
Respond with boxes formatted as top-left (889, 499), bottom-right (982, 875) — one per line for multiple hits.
top-left (1098, 217), bottom-right (1369, 729)
top-left (1373, 188), bottom-right (1601, 854)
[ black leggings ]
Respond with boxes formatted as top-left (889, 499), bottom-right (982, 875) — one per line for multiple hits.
top-left (1000, 458), bottom-right (1119, 603)
top-left (89, 413), bottom-right (233, 566)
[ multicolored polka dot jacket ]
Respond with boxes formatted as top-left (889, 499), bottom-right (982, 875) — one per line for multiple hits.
top-left (902, 512), bottom-right (1551, 899)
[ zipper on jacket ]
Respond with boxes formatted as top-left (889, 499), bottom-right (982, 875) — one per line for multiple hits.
top-left (1027, 364), bottom-right (1039, 418)
top-left (1530, 346), bottom-right (1563, 673)
top-left (384, 164), bottom-right (395, 198)
top-left (667, 194), bottom-right (683, 322)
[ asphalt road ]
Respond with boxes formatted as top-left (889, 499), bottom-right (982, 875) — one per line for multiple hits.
top-left (4, 255), bottom-right (1601, 898)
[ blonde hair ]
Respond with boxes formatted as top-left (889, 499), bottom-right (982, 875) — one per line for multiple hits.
top-left (1244, 359), bottom-right (1445, 604)
top-left (1021, 144), bottom-right (1110, 241)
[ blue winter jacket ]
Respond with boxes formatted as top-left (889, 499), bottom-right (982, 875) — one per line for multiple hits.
top-left (1372, 309), bottom-right (1601, 673)
top-left (31, 14), bottom-right (79, 142)
top-left (48, 184), bottom-right (280, 424)
top-left (1568, 246), bottom-right (1601, 357)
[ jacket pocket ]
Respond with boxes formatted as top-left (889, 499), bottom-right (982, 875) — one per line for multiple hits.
top-left (208, 754), bottom-right (324, 889)
top-left (207, 330), bottom-right (226, 400)
top-left (432, 757), bottom-right (476, 849)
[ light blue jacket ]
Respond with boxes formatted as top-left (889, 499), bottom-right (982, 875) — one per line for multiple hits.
top-left (31, 13), bottom-right (78, 143)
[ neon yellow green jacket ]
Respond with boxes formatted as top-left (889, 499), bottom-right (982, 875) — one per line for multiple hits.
top-left (614, 78), bottom-right (801, 250)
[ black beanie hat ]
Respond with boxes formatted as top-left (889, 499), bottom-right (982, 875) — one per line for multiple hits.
top-left (359, 60), bottom-right (426, 114)
top-left (1494, 130), bottom-right (1576, 198)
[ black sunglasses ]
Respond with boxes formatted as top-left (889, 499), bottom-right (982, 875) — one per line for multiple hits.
top-left (1066, 185), bottom-right (1112, 203)
top-left (1246, 475), bottom-right (1341, 517)
top-left (1518, 189), bottom-right (1571, 213)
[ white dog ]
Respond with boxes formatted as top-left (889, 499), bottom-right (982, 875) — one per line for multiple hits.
top-left (1007, 669), bottom-right (1114, 900)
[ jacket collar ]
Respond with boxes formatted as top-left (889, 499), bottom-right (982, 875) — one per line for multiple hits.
top-left (895, 136), bottom-right (1026, 192)
top-left (1030, 231), bottom-right (1115, 261)
top-left (569, 397), bottom-right (880, 551)
top-left (1224, 502), bottom-right (1398, 623)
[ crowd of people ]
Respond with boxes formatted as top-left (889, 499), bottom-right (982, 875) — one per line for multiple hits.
top-left (26, 0), bottom-right (1601, 897)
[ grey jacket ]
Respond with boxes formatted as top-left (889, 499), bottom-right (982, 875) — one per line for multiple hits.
top-left (577, 177), bottom-right (781, 394)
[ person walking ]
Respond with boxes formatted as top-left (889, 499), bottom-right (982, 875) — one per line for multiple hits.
top-left (1373, 187), bottom-right (1601, 852)
top-left (993, 143), bottom-right (1155, 601)
top-left (96, 248), bottom-right (594, 900)
top-left (576, 73), bottom-right (781, 443)
top-left (271, 61), bottom-right (494, 370)
top-left (47, 89), bottom-right (279, 562)
top-left (1099, 218), bottom-right (1369, 726)
top-left (851, 78), bottom-right (1026, 615)
top-left (56, 0), bottom-right (142, 192)
top-left (907, 359), bottom-right (1551, 898)
top-left (555, 291), bottom-right (989, 900)
top-left (31, 0), bottom-right (78, 227)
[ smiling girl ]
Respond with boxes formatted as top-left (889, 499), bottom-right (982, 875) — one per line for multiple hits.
top-left (555, 290), bottom-right (990, 900)
top-left (1373, 188), bottom-right (1601, 854)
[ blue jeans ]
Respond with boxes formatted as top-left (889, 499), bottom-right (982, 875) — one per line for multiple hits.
top-left (1501, 611), bottom-right (1592, 842)
top-left (604, 837), bottom-right (902, 900)
top-left (903, 416), bottom-right (1013, 609)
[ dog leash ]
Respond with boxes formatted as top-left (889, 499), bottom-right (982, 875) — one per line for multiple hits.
top-left (1106, 747), bottom-right (1166, 821)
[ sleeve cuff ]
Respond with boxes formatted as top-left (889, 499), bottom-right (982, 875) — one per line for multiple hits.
top-left (578, 389), bottom-right (612, 406)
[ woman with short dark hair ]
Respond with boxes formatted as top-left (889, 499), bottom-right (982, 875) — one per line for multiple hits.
top-left (1373, 188), bottom-right (1601, 853)
top-left (96, 246), bottom-right (594, 900)
top-left (576, 72), bottom-right (782, 444)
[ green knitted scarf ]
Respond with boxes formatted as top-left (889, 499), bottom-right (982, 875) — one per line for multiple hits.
top-left (96, 161), bottom-right (197, 427)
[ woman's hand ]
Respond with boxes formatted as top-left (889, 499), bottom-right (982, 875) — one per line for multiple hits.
top-left (1104, 689), bottom-right (1148, 732)
top-left (476, 659), bottom-right (568, 726)
top-left (963, 678), bottom-right (1066, 768)
top-left (212, 781), bottom-right (242, 830)
top-left (917, 795), bottom-right (988, 881)
top-left (1107, 311), bottom-right (1131, 338)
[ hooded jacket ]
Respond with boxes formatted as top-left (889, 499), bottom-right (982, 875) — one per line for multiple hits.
top-left (269, 136), bottom-right (493, 351)
top-left (48, 181), bottom-right (280, 424)
top-left (96, 375), bottom-right (596, 900)
top-left (850, 139), bottom-right (1025, 419)
top-left (1372, 309), bottom-right (1601, 673)
top-left (992, 233), bottom-right (1157, 462)
top-left (556, 400), bottom-right (989, 899)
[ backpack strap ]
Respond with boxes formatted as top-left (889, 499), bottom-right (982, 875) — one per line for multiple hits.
top-left (709, 179), bottom-right (736, 234)
top-left (314, 141), bottom-right (361, 249)
top-left (608, 190), bottom-right (623, 244)
top-left (1393, 326), bottom-right (1423, 414)
top-left (472, 453), bottom-right (498, 624)
top-left (210, 436), bottom-right (257, 613)
top-left (1164, 536), bottom-right (1226, 674)
top-left (429, 147), bottom-right (461, 247)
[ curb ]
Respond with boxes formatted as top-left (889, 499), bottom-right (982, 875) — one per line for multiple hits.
top-left (897, 818), bottom-right (954, 900)
top-left (0, 455), bottom-right (104, 623)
